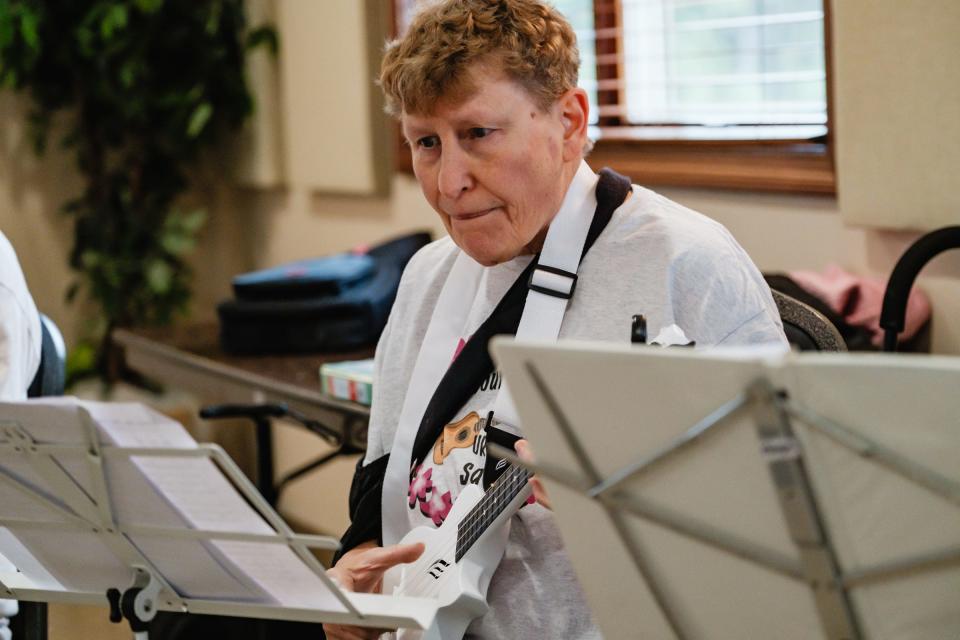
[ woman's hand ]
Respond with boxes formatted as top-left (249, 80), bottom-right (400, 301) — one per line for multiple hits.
top-left (322, 540), bottom-right (424, 640)
top-left (515, 439), bottom-right (552, 510)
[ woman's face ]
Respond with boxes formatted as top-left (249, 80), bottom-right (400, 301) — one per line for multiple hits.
top-left (402, 67), bottom-right (579, 266)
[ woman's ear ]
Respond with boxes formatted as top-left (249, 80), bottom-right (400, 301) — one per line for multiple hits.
top-left (558, 88), bottom-right (589, 161)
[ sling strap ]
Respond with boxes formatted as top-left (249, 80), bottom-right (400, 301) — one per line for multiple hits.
top-left (336, 168), bottom-right (632, 560)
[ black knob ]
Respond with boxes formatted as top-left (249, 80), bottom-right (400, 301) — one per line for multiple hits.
top-left (106, 588), bottom-right (122, 623)
top-left (631, 314), bottom-right (647, 344)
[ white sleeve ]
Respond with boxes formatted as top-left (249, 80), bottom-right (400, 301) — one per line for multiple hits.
top-left (0, 234), bottom-right (42, 400)
top-left (670, 235), bottom-right (787, 348)
top-left (363, 307), bottom-right (396, 463)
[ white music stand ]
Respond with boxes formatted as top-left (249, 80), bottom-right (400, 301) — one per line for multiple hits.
top-left (491, 338), bottom-right (960, 640)
top-left (0, 398), bottom-right (436, 638)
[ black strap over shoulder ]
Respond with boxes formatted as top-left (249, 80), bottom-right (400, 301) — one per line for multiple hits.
top-left (336, 168), bottom-right (632, 560)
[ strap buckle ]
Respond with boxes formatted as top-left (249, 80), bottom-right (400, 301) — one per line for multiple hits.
top-left (528, 264), bottom-right (578, 300)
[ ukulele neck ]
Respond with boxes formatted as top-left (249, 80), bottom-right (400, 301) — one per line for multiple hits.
top-left (454, 463), bottom-right (533, 561)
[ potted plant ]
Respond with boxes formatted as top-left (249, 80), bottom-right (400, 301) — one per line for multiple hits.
top-left (0, 0), bottom-right (276, 381)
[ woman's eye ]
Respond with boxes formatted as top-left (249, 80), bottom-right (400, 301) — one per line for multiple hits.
top-left (417, 136), bottom-right (439, 150)
top-left (468, 127), bottom-right (492, 139)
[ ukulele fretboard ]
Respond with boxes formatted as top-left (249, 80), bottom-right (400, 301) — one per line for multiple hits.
top-left (455, 463), bottom-right (533, 561)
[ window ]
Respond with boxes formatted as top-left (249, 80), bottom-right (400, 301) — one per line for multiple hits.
top-left (391, 0), bottom-right (833, 193)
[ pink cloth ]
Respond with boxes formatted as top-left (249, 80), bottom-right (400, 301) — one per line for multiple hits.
top-left (789, 264), bottom-right (931, 347)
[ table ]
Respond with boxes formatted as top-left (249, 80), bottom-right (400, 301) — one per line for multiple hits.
top-left (114, 324), bottom-right (372, 447)
top-left (113, 324), bottom-right (373, 505)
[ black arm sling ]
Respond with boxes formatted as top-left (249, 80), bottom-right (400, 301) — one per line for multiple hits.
top-left (336, 168), bottom-right (632, 561)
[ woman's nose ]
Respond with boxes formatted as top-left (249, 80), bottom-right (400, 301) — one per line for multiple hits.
top-left (437, 145), bottom-right (474, 199)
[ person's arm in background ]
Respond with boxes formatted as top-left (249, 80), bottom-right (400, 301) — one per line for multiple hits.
top-left (0, 231), bottom-right (41, 401)
top-left (0, 231), bottom-right (43, 640)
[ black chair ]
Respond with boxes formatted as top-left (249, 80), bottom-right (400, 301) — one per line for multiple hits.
top-left (771, 289), bottom-right (847, 352)
top-left (26, 314), bottom-right (66, 398)
top-left (11, 314), bottom-right (65, 640)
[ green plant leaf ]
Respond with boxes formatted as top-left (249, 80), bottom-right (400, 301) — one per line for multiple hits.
top-left (17, 6), bottom-right (40, 52)
top-left (206, 2), bottom-right (222, 35)
top-left (160, 232), bottom-right (195, 256)
top-left (180, 208), bottom-right (207, 233)
top-left (100, 4), bottom-right (128, 40)
top-left (65, 341), bottom-right (98, 383)
top-left (80, 249), bottom-right (100, 269)
top-left (0, 6), bottom-right (16, 50)
top-left (146, 259), bottom-right (173, 294)
top-left (246, 26), bottom-right (278, 55)
top-left (133, 0), bottom-right (163, 15)
top-left (119, 60), bottom-right (137, 88)
top-left (75, 24), bottom-right (94, 57)
top-left (186, 102), bottom-right (213, 138)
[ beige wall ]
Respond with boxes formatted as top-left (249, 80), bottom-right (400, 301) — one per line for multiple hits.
top-left (5, 1), bottom-right (957, 351)
top-left (1, 1), bottom-right (958, 536)
top-left (832, 0), bottom-right (960, 230)
top-left (0, 97), bottom-right (81, 345)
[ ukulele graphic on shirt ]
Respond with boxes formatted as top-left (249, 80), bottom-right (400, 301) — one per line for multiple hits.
top-left (432, 411), bottom-right (482, 464)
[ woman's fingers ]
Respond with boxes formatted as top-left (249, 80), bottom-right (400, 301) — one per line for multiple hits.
top-left (365, 542), bottom-right (425, 571)
top-left (322, 544), bottom-right (425, 633)
top-left (515, 439), bottom-right (552, 510)
top-left (529, 475), bottom-right (553, 510)
top-left (349, 542), bottom-right (425, 593)
top-left (514, 439), bottom-right (534, 462)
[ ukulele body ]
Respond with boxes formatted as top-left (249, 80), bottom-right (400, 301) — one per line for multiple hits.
top-left (382, 482), bottom-right (522, 640)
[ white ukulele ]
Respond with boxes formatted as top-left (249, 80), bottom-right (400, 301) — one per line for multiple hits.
top-left (380, 462), bottom-right (533, 639)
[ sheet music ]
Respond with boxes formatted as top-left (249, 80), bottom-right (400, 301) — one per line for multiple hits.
top-left (213, 541), bottom-right (346, 610)
top-left (0, 527), bottom-right (64, 591)
top-left (85, 400), bottom-right (196, 449)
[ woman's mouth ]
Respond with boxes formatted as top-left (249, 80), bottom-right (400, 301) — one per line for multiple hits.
top-left (451, 207), bottom-right (497, 221)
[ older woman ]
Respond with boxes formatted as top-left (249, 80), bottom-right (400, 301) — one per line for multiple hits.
top-left (324, 1), bottom-right (786, 638)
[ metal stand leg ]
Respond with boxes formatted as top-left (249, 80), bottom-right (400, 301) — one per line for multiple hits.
top-left (199, 402), bottom-right (351, 508)
top-left (748, 380), bottom-right (862, 640)
top-left (253, 417), bottom-right (277, 507)
top-left (8, 602), bottom-right (46, 640)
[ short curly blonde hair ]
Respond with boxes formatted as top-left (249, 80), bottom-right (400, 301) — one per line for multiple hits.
top-left (380, 0), bottom-right (580, 116)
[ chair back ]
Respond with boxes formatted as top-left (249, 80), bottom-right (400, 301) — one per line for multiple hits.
top-left (880, 225), bottom-right (960, 351)
top-left (772, 290), bottom-right (846, 352)
top-left (27, 314), bottom-right (66, 398)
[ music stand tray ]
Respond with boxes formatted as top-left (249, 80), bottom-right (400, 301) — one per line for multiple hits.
top-left (0, 398), bottom-right (436, 639)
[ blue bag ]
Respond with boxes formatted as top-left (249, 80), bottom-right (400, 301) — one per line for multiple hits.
top-left (231, 253), bottom-right (376, 301)
top-left (217, 232), bottom-right (431, 355)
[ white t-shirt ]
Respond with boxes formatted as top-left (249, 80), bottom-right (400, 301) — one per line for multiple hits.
top-left (365, 184), bottom-right (787, 639)
top-left (0, 231), bottom-right (41, 636)
top-left (0, 231), bottom-right (41, 402)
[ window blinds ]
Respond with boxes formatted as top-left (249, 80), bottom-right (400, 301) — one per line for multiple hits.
top-left (556, 0), bottom-right (827, 136)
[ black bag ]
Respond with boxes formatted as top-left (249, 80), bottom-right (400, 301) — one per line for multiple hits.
top-left (218, 232), bottom-right (431, 355)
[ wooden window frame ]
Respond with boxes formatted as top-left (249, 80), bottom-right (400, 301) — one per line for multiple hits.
top-left (389, 0), bottom-right (835, 195)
